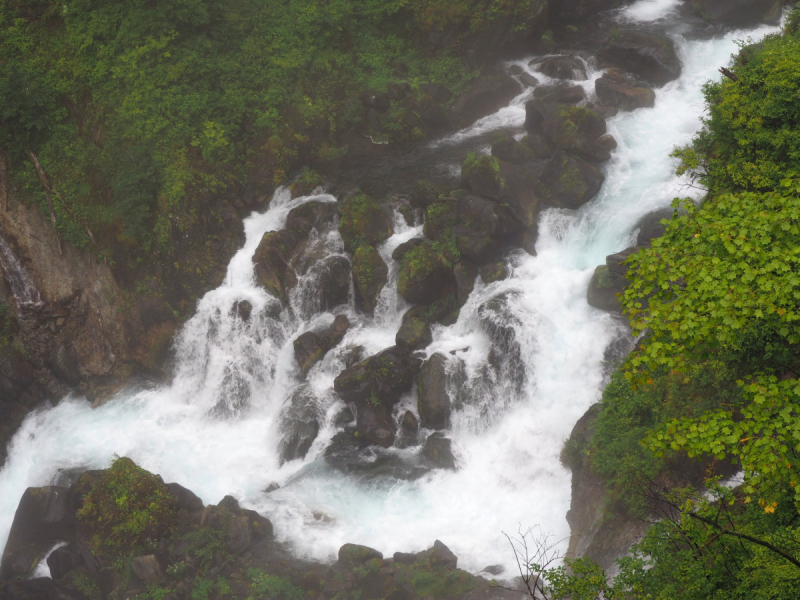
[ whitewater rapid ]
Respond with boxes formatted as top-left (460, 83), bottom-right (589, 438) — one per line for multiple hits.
top-left (0, 1), bottom-right (780, 576)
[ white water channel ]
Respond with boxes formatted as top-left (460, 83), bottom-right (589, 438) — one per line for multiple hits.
top-left (0, 1), bottom-right (780, 577)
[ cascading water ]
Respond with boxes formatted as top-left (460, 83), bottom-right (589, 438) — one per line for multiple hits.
top-left (0, 234), bottom-right (42, 307)
top-left (0, 0), bottom-right (782, 577)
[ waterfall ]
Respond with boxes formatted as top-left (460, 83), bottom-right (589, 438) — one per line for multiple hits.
top-left (0, 234), bottom-right (43, 307)
top-left (0, 1), bottom-right (781, 577)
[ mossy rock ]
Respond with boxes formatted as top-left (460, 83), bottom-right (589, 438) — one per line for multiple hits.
top-left (289, 167), bottom-right (324, 198)
top-left (397, 244), bottom-right (456, 305)
top-left (409, 180), bottom-right (445, 209)
top-left (480, 261), bottom-right (508, 283)
top-left (586, 265), bottom-right (625, 312)
top-left (461, 153), bottom-right (503, 199)
top-left (338, 194), bottom-right (393, 253)
top-left (541, 151), bottom-right (604, 210)
top-left (395, 317), bottom-right (433, 350)
top-left (491, 135), bottom-right (536, 165)
top-left (423, 200), bottom-right (462, 240)
top-left (403, 294), bottom-right (460, 325)
top-left (352, 246), bottom-right (388, 313)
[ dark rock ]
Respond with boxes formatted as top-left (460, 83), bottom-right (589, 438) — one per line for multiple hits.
top-left (598, 134), bottom-right (617, 151)
top-left (50, 344), bottom-right (81, 386)
top-left (417, 354), bottom-right (451, 430)
top-left (279, 387), bottom-right (321, 462)
top-left (397, 411), bottom-right (420, 449)
top-left (540, 151), bottom-right (604, 210)
top-left (362, 91), bottom-right (390, 112)
top-left (595, 68), bottom-right (655, 111)
top-left (449, 73), bottom-right (521, 127)
top-left (587, 265), bottom-right (625, 312)
top-left (285, 201), bottom-right (337, 238)
top-left (0, 578), bottom-right (89, 600)
top-left (253, 229), bottom-right (298, 301)
top-left (395, 318), bottom-right (433, 351)
top-left (322, 314), bottom-right (351, 348)
top-left (0, 345), bottom-right (36, 403)
top-left (522, 133), bottom-right (555, 159)
top-left (1, 486), bottom-right (73, 580)
top-left (422, 433), bottom-right (456, 470)
top-left (402, 294), bottom-right (460, 326)
top-left (132, 554), bottom-right (167, 585)
top-left (292, 314), bottom-right (351, 375)
top-left (526, 102), bottom-right (610, 163)
top-left (491, 136), bottom-right (536, 164)
top-left (533, 55), bottom-right (587, 80)
top-left (397, 243), bottom-right (456, 305)
top-left (554, 0), bottom-right (632, 19)
top-left (338, 194), bottom-right (393, 254)
top-left (689, 0), bottom-right (782, 25)
top-left (264, 482), bottom-right (280, 493)
top-left (353, 246), bottom-right (388, 313)
top-left (338, 543), bottom-right (383, 565)
top-left (606, 245), bottom-right (644, 278)
top-left (597, 31), bottom-right (681, 87)
top-left (428, 540), bottom-right (458, 569)
top-left (391, 238), bottom-right (425, 262)
top-left (453, 226), bottom-right (503, 262)
top-left (225, 515), bottom-right (252, 554)
top-left (167, 482), bottom-right (204, 514)
top-left (481, 565), bottom-right (504, 576)
top-left (519, 72), bottom-right (539, 88)
top-left (422, 199), bottom-right (461, 241)
top-left (233, 300), bottom-right (252, 321)
top-left (317, 256), bottom-right (352, 311)
top-left (420, 83), bottom-right (452, 104)
top-left (480, 262), bottom-right (508, 283)
top-left (634, 209), bottom-right (671, 246)
top-left (47, 544), bottom-right (83, 580)
top-left (532, 83), bottom-right (586, 105)
top-left (478, 292), bottom-right (525, 392)
top-left (408, 180), bottom-right (444, 209)
top-left (453, 261), bottom-right (477, 305)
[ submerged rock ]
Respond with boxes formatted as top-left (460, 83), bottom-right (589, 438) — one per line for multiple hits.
top-left (293, 315), bottom-right (351, 375)
top-left (595, 69), bottom-right (655, 111)
top-left (540, 151), bottom-right (605, 210)
top-left (532, 82), bottom-right (586, 106)
top-left (395, 317), bottom-right (433, 351)
top-left (533, 55), bottom-right (587, 81)
top-left (422, 433), bottom-right (457, 470)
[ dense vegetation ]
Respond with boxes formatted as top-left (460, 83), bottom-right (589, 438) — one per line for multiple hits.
top-left (545, 13), bottom-right (800, 599)
top-left (0, 0), bottom-right (536, 272)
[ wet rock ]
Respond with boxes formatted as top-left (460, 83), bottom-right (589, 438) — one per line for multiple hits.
top-left (50, 344), bottom-right (81, 386)
top-left (324, 430), bottom-right (429, 479)
top-left (453, 261), bottom-right (477, 305)
top-left (285, 201), bottom-right (337, 238)
top-left (226, 515), bottom-right (252, 554)
top-left (462, 157), bottom-right (542, 230)
top-left (519, 72), bottom-right (539, 88)
top-left (47, 544), bottom-right (83, 580)
top-left (595, 69), bottom-right (655, 111)
top-left (334, 346), bottom-right (421, 447)
top-left (397, 411), bottom-right (420, 449)
top-left (688, 0), bottom-right (782, 25)
top-left (422, 433), bottom-right (456, 470)
top-left (449, 72), bottom-right (521, 128)
top-left (264, 482), bottom-right (281, 493)
top-left (478, 292), bottom-right (525, 392)
top-left (391, 238), bottom-right (425, 261)
top-left (338, 194), bottom-right (393, 253)
top-left (417, 354), bottom-right (451, 430)
top-left (397, 243), bottom-right (456, 305)
top-left (540, 151), bottom-right (605, 210)
top-left (293, 315), bottom-right (351, 376)
top-left (395, 318), bottom-right (433, 351)
top-left (253, 229), bottom-right (298, 301)
top-left (532, 83), bottom-right (586, 105)
top-left (428, 539), bottom-right (458, 569)
top-left (1, 486), bottom-right (74, 579)
top-left (0, 345), bottom-right (37, 403)
top-left (166, 482), bottom-right (204, 514)
top-left (452, 227), bottom-right (503, 262)
top-left (233, 299), bottom-right (252, 321)
top-left (526, 102), bottom-right (610, 163)
top-left (408, 180), bottom-right (444, 209)
top-left (634, 209), bottom-right (671, 246)
top-left (317, 256), bottom-right (352, 311)
top-left (587, 265), bottom-right (626, 312)
top-left (132, 555), bottom-right (167, 585)
top-left (480, 261), bottom-right (508, 283)
top-left (554, 0), bottom-right (632, 19)
top-left (533, 55), bottom-right (587, 80)
top-left (353, 246), bottom-right (388, 313)
top-left (522, 133), bottom-right (555, 159)
top-left (597, 31), bottom-right (682, 87)
top-left (279, 388), bottom-right (320, 462)
top-left (491, 136), bottom-right (536, 164)
top-left (402, 294), bottom-right (460, 326)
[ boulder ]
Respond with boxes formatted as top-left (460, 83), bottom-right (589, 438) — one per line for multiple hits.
top-left (491, 136), bottom-right (537, 164)
top-left (132, 554), bottom-right (167, 586)
top-left (462, 157), bottom-right (542, 229)
top-left (253, 229), bottom-right (297, 301)
top-left (449, 73), bottom-right (521, 127)
top-left (352, 246), bottom-right (388, 313)
top-left (0, 345), bottom-right (38, 404)
top-left (166, 482), bottom-right (204, 514)
top-left (402, 294), bottom-right (460, 326)
top-left (47, 543), bottom-right (83, 580)
top-left (533, 83), bottom-right (586, 105)
top-left (540, 151), bottom-right (605, 210)
top-left (391, 238), bottom-right (425, 261)
top-left (595, 69), bottom-right (655, 111)
top-left (634, 209), bottom-right (671, 246)
top-left (317, 256), bottom-right (351, 311)
top-left (687, 0), bottom-right (782, 25)
top-left (233, 299), bottom-right (252, 321)
top-left (395, 318), bottom-right (433, 351)
top-left (477, 292), bottom-right (525, 392)
top-left (397, 243), bottom-right (456, 305)
top-left (397, 411), bottom-right (420, 449)
top-left (1, 486), bottom-right (74, 580)
top-left (522, 133), bottom-right (555, 159)
top-left (587, 265), bottom-right (625, 312)
top-left (533, 55), bottom-right (587, 80)
top-left (409, 180), bottom-right (444, 209)
top-left (480, 261), bottom-right (508, 283)
top-left (597, 31), bottom-right (681, 87)
top-left (285, 201), bottom-right (337, 238)
top-left (526, 102), bottom-right (610, 163)
top-left (422, 433), bottom-right (457, 470)
top-left (519, 72), bottom-right (539, 88)
top-left (423, 200), bottom-right (462, 241)
top-left (417, 354), bottom-right (451, 430)
top-left (293, 315), bottom-right (351, 375)
top-left (453, 261), bottom-right (477, 305)
top-left (338, 194), bottom-right (393, 253)
top-left (452, 227), bottom-right (504, 262)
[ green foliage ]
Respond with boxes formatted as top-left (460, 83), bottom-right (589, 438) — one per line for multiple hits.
top-left (338, 193), bottom-right (392, 253)
top-left (76, 456), bottom-right (178, 557)
top-left (246, 569), bottom-right (303, 600)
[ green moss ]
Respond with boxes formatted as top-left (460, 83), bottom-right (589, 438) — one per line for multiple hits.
top-left (338, 194), bottom-right (392, 253)
top-left (77, 457), bottom-right (178, 558)
top-left (246, 569), bottom-right (303, 600)
top-left (289, 167), bottom-right (323, 197)
top-left (424, 201), bottom-right (462, 240)
top-left (594, 265), bottom-right (616, 289)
